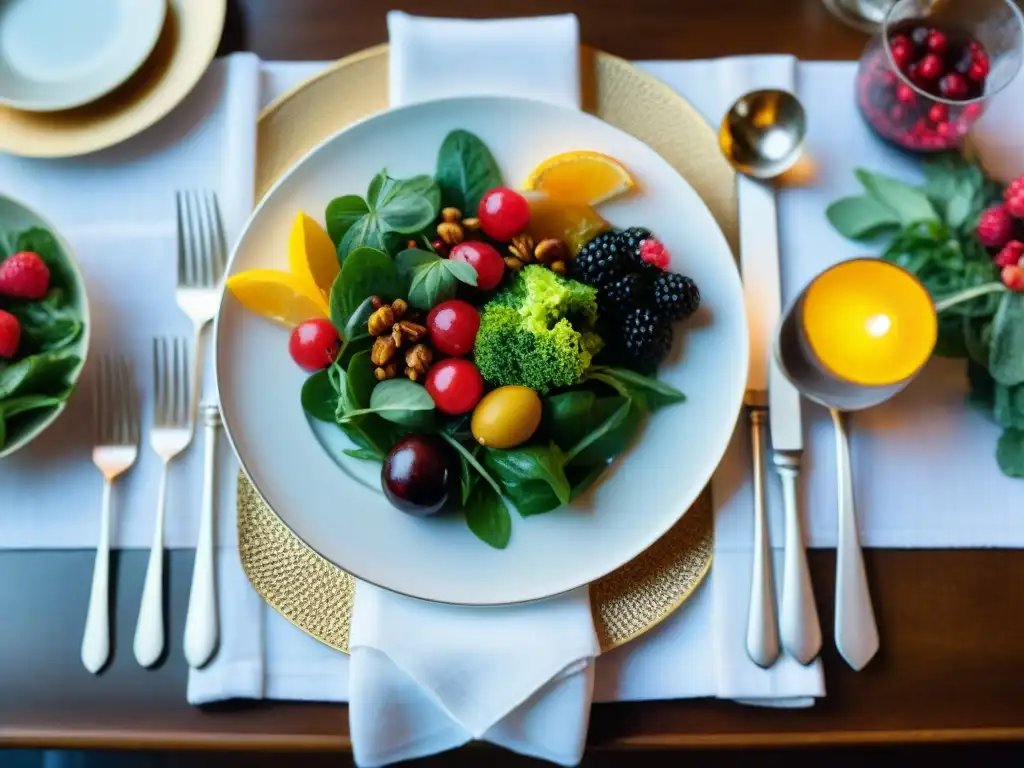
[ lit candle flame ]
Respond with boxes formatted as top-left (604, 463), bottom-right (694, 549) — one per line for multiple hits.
top-left (865, 313), bottom-right (891, 338)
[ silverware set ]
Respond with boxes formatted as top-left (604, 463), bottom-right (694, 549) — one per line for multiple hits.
top-left (81, 190), bottom-right (226, 674)
top-left (720, 89), bottom-right (877, 671)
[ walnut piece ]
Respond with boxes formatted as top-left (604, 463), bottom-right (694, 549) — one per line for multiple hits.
top-left (375, 361), bottom-right (399, 381)
top-left (462, 217), bottom-right (481, 231)
top-left (398, 321), bottom-right (427, 343)
top-left (404, 343), bottom-right (433, 382)
top-left (441, 207), bottom-right (462, 223)
top-left (508, 233), bottom-right (535, 264)
top-left (550, 260), bottom-right (568, 275)
top-left (391, 324), bottom-right (404, 348)
top-left (391, 298), bottom-right (409, 320)
top-left (371, 336), bottom-right (397, 366)
top-left (504, 256), bottom-right (525, 271)
top-left (437, 221), bottom-right (464, 246)
top-left (368, 306), bottom-right (394, 336)
top-left (534, 238), bottom-right (569, 265)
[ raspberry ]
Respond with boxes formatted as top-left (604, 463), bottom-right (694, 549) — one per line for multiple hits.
top-left (1004, 177), bottom-right (1024, 219)
top-left (639, 238), bottom-right (670, 270)
top-left (978, 205), bottom-right (1014, 248)
top-left (0, 251), bottom-right (50, 300)
top-left (995, 241), bottom-right (1024, 268)
top-left (1002, 265), bottom-right (1024, 293)
top-left (0, 310), bottom-right (20, 359)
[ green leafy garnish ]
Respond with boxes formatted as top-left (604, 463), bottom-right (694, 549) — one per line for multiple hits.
top-left (328, 247), bottom-right (403, 332)
top-left (435, 129), bottom-right (504, 214)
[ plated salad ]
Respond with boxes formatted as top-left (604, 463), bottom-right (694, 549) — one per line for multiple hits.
top-left (228, 130), bottom-right (703, 548)
top-left (0, 227), bottom-right (85, 452)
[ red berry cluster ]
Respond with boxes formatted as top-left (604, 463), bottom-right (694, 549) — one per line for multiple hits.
top-left (977, 175), bottom-right (1024, 292)
top-left (0, 250), bottom-right (51, 359)
top-left (857, 21), bottom-right (989, 152)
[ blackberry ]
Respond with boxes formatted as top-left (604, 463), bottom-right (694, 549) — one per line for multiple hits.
top-left (598, 272), bottom-right (651, 314)
top-left (572, 230), bottom-right (629, 288)
top-left (607, 307), bottom-right (673, 373)
top-left (620, 227), bottom-right (653, 267)
top-left (651, 273), bottom-right (700, 321)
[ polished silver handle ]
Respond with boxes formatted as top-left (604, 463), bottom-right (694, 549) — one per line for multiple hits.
top-left (776, 452), bottom-right (821, 664)
top-left (831, 408), bottom-right (879, 671)
top-left (746, 408), bottom-right (780, 668)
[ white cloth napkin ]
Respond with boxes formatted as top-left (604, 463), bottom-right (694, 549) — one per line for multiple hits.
top-left (342, 13), bottom-right (599, 767)
top-left (0, 54), bottom-right (260, 549)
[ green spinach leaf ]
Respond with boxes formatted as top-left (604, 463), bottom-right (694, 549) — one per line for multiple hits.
top-left (0, 349), bottom-right (80, 400)
top-left (484, 444), bottom-right (571, 516)
top-left (855, 169), bottom-right (940, 224)
top-left (463, 479), bottom-right (512, 549)
top-left (329, 247), bottom-right (403, 331)
top-left (343, 448), bottom-right (381, 461)
top-left (994, 383), bottom-right (1024, 429)
top-left (435, 129), bottom-right (503, 213)
top-left (588, 367), bottom-right (685, 409)
top-left (989, 292), bottom-right (1024, 386)
top-left (325, 195), bottom-right (370, 246)
top-left (825, 195), bottom-right (901, 240)
top-left (340, 378), bottom-right (435, 427)
top-left (300, 370), bottom-right (338, 423)
top-left (375, 175), bottom-right (441, 234)
top-left (0, 393), bottom-right (67, 418)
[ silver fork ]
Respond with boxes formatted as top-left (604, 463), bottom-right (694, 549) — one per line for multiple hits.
top-left (134, 337), bottom-right (192, 668)
top-left (175, 189), bottom-right (227, 430)
top-left (82, 355), bottom-right (139, 674)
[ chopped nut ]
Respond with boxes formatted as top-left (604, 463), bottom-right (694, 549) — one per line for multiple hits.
top-left (504, 256), bottom-right (525, 271)
top-left (508, 233), bottom-right (535, 263)
top-left (392, 324), bottom-right (404, 348)
top-left (441, 207), bottom-right (462, 223)
top-left (405, 366), bottom-right (423, 382)
top-left (391, 298), bottom-right (408, 320)
top-left (550, 260), bottom-right (568, 275)
top-left (437, 221), bottom-right (464, 246)
top-left (407, 239), bottom-right (418, 249)
top-left (371, 335), bottom-right (397, 366)
top-left (534, 238), bottom-right (569, 265)
top-left (368, 305), bottom-right (395, 336)
top-left (375, 361), bottom-right (399, 381)
top-left (405, 343), bottom-right (433, 377)
top-left (370, 295), bottom-right (384, 310)
top-left (398, 321), bottom-right (427, 343)
top-left (462, 217), bottom-right (481, 231)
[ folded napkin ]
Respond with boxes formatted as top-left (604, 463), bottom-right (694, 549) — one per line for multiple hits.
top-left (342, 13), bottom-right (599, 767)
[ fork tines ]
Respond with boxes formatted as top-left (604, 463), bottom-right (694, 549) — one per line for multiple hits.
top-left (93, 354), bottom-right (139, 447)
top-left (152, 337), bottom-right (191, 429)
top-left (176, 190), bottom-right (227, 288)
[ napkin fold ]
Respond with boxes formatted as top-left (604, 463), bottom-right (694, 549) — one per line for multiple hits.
top-left (344, 14), bottom-right (598, 766)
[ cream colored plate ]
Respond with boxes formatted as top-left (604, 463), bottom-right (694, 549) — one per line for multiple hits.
top-left (0, 0), bottom-right (224, 157)
top-left (238, 45), bottom-right (739, 649)
top-left (0, 0), bottom-right (166, 112)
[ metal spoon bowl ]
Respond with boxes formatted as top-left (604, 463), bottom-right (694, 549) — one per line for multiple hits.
top-left (719, 89), bottom-right (808, 181)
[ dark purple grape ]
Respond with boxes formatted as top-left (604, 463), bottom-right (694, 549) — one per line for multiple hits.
top-left (381, 435), bottom-right (457, 516)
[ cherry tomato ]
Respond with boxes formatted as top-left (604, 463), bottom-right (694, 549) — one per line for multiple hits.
top-left (288, 318), bottom-right (340, 371)
top-left (449, 241), bottom-right (505, 291)
top-left (427, 299), bottom-right (480, 357)
top-left (478, 187), bottom-right (530, 241)
top-left (426, 358), bottom-right (483, 415)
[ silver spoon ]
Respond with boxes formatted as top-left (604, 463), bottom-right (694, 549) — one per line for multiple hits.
top-left (719, 89), bottom-right (821, 667)
top-left (773, 258), bottom-right (936, 670)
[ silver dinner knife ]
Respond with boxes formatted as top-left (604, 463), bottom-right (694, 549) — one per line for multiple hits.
top-left (737, 174), bottom-right (781, 669)
top-left (770, 357), bottom-right (821, 664)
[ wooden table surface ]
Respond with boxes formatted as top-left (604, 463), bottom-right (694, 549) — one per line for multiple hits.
top-left (4, 0), bottom-right (1024, 757)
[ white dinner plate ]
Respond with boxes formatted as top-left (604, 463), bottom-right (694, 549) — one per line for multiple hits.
top-left (216, 96), bottom-right (748, 606)
top-left (0, 0), bottom-right (166, 112)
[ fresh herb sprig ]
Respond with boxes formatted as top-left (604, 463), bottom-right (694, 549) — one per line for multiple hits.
top-left (827, 152), bottom-right (1024, 477)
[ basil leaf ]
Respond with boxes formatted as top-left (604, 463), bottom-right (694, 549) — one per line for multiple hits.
top-left (436, 129), bottom-right (503, 214)
top-left (442, 258), bottom-right (478, 286)
top-left (343, 378), bottom-right (435, 426)
top-left (337, 215), bottom-right (388, 262)
top-left (855, 169), bottom-right (939, 224)
top-left (994, 383), bottom-right (1024, 429)
top-left (588, 367), bottom-right (685, 409)
top-left (997, 428), bottom-right (1024, 478)
top-left (329, 247), bottom-right (402, 331)
top-left (325, 195), bottom-right (370, 246)
top-left (485, 444), bottom-right (571, 514)
top-left (376, 175), bottom-right (441, 234)
top-left (826, 196), bottom-right (901, 240)
top-left (989, 292), bottom-right (1024, 386)
top-left (367, 171), bottom-right (397, 208)
top-left (395, 247), bottom-right (439, 281)
top-left (463, 480), bottom-right (512, 549)
top-left (301, 370), bottom-right (338, 423)
top-left (0, 393), bottom-right (66, 418)
top-left (407, 259), bottom-right (458, 310)
top-left (344, 448), bottom-right (381, 461)
top-left (0, 349), bottom-right (80, 400)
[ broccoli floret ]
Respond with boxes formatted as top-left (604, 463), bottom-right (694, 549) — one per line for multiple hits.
top-left (474, 266), bottom-right (603, 392)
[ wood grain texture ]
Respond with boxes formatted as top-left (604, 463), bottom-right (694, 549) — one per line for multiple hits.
top-left (7, 0), bottom-right (1024, 754)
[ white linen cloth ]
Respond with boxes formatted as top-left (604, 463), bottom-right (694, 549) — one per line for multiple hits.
top-left (0, 54), bottom-right (260, 549)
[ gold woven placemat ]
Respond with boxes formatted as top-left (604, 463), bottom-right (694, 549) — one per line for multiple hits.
top-left (239, 45), bottom-right (737, 653)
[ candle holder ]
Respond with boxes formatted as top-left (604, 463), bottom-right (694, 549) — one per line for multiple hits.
top-left (773, 257), bottom-right (937, 671)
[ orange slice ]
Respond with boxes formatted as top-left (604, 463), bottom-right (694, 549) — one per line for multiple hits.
top-left (287, 212), bottom-right (338, 315)
top-left (226, 269), bottom-right (326, 327)
top-left (523, 151), bottom-right (636, 206)
top-left (525, 194), bottom-right (610, 255)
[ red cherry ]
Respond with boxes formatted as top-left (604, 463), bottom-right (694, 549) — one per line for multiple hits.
top-left (1002, 265), bottom-right (1024, 293)
top-left (289, 318), bottom-right (340, 371)
top-left (449, 241), bottom-right (505, 291)
top-left (939, 73), bottom-right (969, 100)
top-left (928, 103), bottom-right (948, 123)
top-left (969, 58), bottom-right (989, 81)
top-left (936, 121), bottom-right (959, 141)
top-left (427, 299), bottom-right (480, 357)
top-left (425, 358), bottom-right (483, 415)
top-left (890, 40), bottom-right (913, 71)
top-left (478, 187), bottom-right (531, 241)
top-left (926, 30), bottom-right (948, 54)
top-left (896, 83), bottom-right (917, 105)
top-left (917, 53), bottom-right (944, 80)
top-left (889, 104), bottom-right (908, 125)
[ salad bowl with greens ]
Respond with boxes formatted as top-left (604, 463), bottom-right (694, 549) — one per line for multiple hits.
top-left (0, 196), bottom-right (89, 457)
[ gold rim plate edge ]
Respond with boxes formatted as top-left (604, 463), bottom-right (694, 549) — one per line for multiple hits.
top-left (241, 45), bottom-right (737, 654)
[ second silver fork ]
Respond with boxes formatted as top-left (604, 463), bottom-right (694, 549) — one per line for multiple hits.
top-left (134, 337), bottom-right (192, 668)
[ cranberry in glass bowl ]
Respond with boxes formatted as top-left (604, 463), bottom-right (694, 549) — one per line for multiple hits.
top-left (856, 0), bottom-right (1023, 153)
